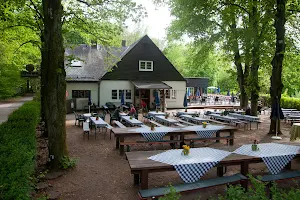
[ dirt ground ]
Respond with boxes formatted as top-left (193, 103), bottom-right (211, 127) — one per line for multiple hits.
top-left (39, 109), bottom-right (300, 200)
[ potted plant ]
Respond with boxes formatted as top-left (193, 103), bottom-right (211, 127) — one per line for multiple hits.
top-left (150, 124), bottom-right (155, 131)
top-left (202, 122), bottom-right (207, 128)
top-left (165, 113), bottom-right (170, 119)
top-left (96, 116), bottom-right (99, 120)
top-left (156, 108), bottom-right (159, 113)
top-left (182, 145), bottom-right (190, 156)
top-left (252, 140), bottom-right (259, 151)
top-left (185, 108), bottom-right (187, 112)
top-left (130, 115), bottom-right (133, 120)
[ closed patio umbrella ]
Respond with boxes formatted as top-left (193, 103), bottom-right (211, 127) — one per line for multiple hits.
top-left (121, 90), bottom-right (125, 110)
top-left (88, 93), bottom-right (92, 113)
top-left (155, 90), bottom-right (160, 109)
top-left (183, 92), bottom-right (188, 108)
top-left (271, 96), bottom-right (284, 140)
top-left (196, 88), bottom-right (200, 97)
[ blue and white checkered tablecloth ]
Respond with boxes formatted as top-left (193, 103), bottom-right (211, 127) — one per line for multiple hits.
top-left (149, 148), bottom-right (231, 183)
top-left (234, 143), bottom-right (300, 174)
top-left (182, 125), bottom-right (224, 138)
top-left (129, 127), bottom-right (178, 141)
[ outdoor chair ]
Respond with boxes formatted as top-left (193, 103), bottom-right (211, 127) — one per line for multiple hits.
top-left (110, 109), bottom-right (120, 125)
top-left (74, 111), bottom-right (85, 126)
top-left (100, 110), bottom-right (107, 121)
top-left (83, 122), bottom-right (90, 139)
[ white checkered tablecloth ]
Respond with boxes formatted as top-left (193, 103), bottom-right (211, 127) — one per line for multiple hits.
top-left (121, 116), bottom-right (144, 126)
top-left (90, 117), bottom-right (108, 128)
top-left (234, 143), bottom-right (300, 174)
top-left (149, 148), bottom-right (231, 183)
top-left (229, 113), bottom-right (259, 122)
top-left (129, 127), bottom-right (178, 141)
top-left (182, 125), bottom-right (224, 138)
top-left (181, 115), bottom-right (208, 123)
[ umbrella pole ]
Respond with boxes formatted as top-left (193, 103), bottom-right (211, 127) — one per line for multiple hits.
top-left (272, 119), bottom-right (282, 140)
top-left (89, 106), bottom-right (90, 114)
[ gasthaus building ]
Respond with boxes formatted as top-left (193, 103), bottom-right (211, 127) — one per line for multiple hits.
top-left (65, 35), bottom-right (186, 110)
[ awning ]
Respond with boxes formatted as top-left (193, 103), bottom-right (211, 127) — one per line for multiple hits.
top-left (131, 81), bottom-right (172, 89)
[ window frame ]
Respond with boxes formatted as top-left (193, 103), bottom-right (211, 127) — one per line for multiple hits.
top-left (165, 89), bottom-right (170, 99)
top-left (112, 90), bottom-right (118, 99)
top-left (171, 90), bottom-right (176, 99)
top-left (72, 90), bottom-right (90, 98)
top-left (125, 90), bottom-right (131, 99)
top-left (139, 60), bottom-right (153, 71)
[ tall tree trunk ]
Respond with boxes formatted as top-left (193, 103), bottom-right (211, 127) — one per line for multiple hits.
top-left (42, 0), bottom-right (67, 169)
top-left (250, 0), bottom-right (260, 116)
top-left (269, 0), bottom-right (286, 134)
top-left (231, 21), bottom-right (249, 110)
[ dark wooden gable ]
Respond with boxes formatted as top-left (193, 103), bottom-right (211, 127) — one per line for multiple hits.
top-left (101, 35), bottom-right (185, 81)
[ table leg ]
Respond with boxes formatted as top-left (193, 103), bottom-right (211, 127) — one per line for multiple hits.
top-left (250, 122), bottom-right (252, 130)
top-left (95, 126), bottom-right (97, 139)
top-left (141, 170), bottom-right (149, 189)
top-left (170, 135), bottom-right (175, 149)
top-left (119, 136), bottom-right (125, 156)
top-left (134, 174), bottom-right (140, 185)
top-left (216, 131), bottom-right (220, 143)
top-left (241, 162), bottom-right (249, 190)
top-left (285, 161), bottom-right (292, 170)
top-left (217, 166), bottom-right (224, 177)
top-left (116, 136), bottom-right (120, 149)
top-left (256, 122), bottom-right (258, 129)
top-left (229, 130), bottom-right (234, 146)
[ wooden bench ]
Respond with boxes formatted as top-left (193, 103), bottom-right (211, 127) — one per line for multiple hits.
top-left (177, 118), bottom-right (196, 126)
top-left (175, 123), bottom-right (186, 127)
top-left (184, 135), bottom-right (234, 147)
top-left (120, 139), bottom-right (182, 152)
top-left (138, 173), bottom-right (247, 200)
top-left (149, 120), bottom-right (165, 127)
top-left (257, 170), bottom-right (300, 198)
top-left (110, 120), bottom-right (126, 139)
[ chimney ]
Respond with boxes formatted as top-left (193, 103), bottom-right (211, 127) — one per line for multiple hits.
top-left (91, 40), bottom-right (97, 49)
top-left (121, 40), bottom-right (126, 47)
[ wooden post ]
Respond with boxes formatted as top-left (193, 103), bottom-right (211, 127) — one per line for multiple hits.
top-left (133, 86), bottom-right (136, 106)
top-left (162, 89), bottom-right (165, 112)
top-left (139, 89), bottom-right (141, 109)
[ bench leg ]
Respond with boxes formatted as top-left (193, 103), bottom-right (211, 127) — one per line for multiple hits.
top-left (217, 166), bottom-right (224, 177)
top-left (216, 131), bottom-right (220, 143)
top-left (285, 161), bottom-right (292, 170)
top-left (120, 137), bottom-right (125, 156)
top-left (116, 136), bottom-right (120, 149)
top-left (229, 130), bottom-right (234, 146)
top-left (141, 170), bottom-right (149, 189)
top-left (134, 174), bottom-right (140, 185)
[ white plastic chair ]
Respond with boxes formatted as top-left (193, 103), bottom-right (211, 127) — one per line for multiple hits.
top-left (83, 122), bottom-right (90, 140)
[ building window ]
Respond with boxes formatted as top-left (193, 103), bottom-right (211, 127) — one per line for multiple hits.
top-left (119, 90), bottom-right (123, 99)
top-left (139, 60), bottom-right (153, 71)
top-left (171, 90), bottom-right (176, 99)
top-left (165, 90), bottom-right (170, 99)
top-left (112, 90), bottom-right (117, 99)
top-left (72, 90), bottom-right (90, 98)
top-left (125, 90), bottom-right (131, 99)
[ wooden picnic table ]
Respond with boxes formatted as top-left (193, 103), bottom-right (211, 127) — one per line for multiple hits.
top-left (209, 113), bottom-right (238, 123)
top-left (180, 115), bottom-right (209, 124)
top-left (121, 116), bottom-right (144, 126)
top-left (112, 126), bottom-right (237, 155)
top-left (154, 116), bottom-right (179, 126)
top-left (177, 111), bottom-right (198, 116)
top-left (126, 145), bottom-right (300, 189)
top-left (148, 111), bottom-right (166, 116)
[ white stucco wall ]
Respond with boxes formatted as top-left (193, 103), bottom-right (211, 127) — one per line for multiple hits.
top-left (163, 81), bottom-right (186, 108)
top-left (66, 82), bottom-right (98, 110)
top-left (100, 80), bottom-right (134, 107)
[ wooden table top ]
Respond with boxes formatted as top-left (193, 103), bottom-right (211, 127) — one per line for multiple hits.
top-left (112, 126), bottom-right (237, 136)
top-left (126, 144), bottom-right (300, 171)
top-left (125, 146), bottom-right (260, 171)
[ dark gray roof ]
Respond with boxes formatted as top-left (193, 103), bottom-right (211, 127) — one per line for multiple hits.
top-left (185, 77), bottom-right (209, 88)
top-left (65, 44), bottom-right (127, 82)
top-left (101, 35), bottom-right (186, 81)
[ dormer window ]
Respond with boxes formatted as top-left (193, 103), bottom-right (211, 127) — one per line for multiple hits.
top-left (71, 60), bottom-right (82, 67)
top-left (139, 60), bottom-right (153, 71)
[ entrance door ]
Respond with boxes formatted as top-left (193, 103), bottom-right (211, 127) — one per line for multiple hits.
top-left (140, 89), bottom-right (150, 109)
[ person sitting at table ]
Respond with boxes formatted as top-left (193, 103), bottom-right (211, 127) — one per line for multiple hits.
top-left (141, 100), bottom-right (147, 111)
top-left (129, 104), bottom-right (136, 115)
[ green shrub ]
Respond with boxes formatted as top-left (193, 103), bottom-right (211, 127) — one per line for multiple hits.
top-left (60, 156), bottom-right (78, 169)
top-left (0, 101), bottom-right (40, 200)
top-left (260, 95), bottom-right (300, 110)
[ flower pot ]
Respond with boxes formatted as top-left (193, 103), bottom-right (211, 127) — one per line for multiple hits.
top-left (202, 124), bottom-right (207, 128)
top-left (151, 126), bottom-right (155, 131)
top-left (96, 117), bottom-right (99, 120)
top-left (182, 149), bottom-right (190, 156)
top-left (252, 144), bottom-right (258, 151)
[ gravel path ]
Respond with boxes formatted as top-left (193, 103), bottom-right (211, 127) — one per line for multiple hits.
top-left (46, 111), bottom-right (300, 200)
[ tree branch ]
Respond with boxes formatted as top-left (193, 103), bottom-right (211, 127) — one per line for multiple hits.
top-left (29, 0), bottom-right (43, 20)
top-left (221, 2), bottom-right (249, 15)
top-left (14, 40), bottom-right (41, 54)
